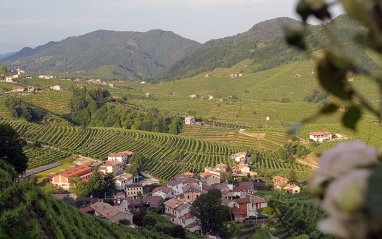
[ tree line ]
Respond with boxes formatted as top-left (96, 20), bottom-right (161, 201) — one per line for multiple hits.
top-left (70, 87), bottom-right (183, 134)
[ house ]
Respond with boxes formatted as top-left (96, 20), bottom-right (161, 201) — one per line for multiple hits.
top-left (286, 184), bottom-right (301, 194)
top-left (108, 150), bottom-right (133, 165)
top-left (13, 87), bottom-right (24, 92)
top-left (27, 86), bottom-right (37, 92)
top-left (183, 184), bottom-right (202, 203)
top-left (214, 163), bottom-right (227, 172)
top-left (273, 176), bottom-right (288, 188)
top-left (266, 116), bottom-right (270, 121)
top-left (173, 172), bottom-right (195, 180)
top-left (234, 196), bottom-right (267, 218)
top-left (51, 164), bottom-right (92, 190)
top-left (230, 74), bottom-right (238, 78)
top-left (295, 74), bottom-right (302, 77)
top-left (204, 167), bottom-right (220, 176)
top-left (231, 207), bottom-right (246, 222)
top-left (145, 93), bottom-right (151, 97)
top-left (238, 182), bottom-right (255, 193)
top-left (115, 173), bottom-right (137, 190)
top-left (12, 75), bottom-right (19, 79)
top-left (98, 162), bottom-right (124, 176)
top-left (152, 186), bottom-right (173, 199)
top-left (238, 164), bottom-right (251, 173)
top-left (231, 167), bottom-right (241, 174)
top-left (166, 178), bottom-right (185, 195)
top-left (80, 172), bottom-right (93, 182)
top-left (309, 131), bottom-right (333, 142)
top-left (109, 84), bottom-right (114, 87)
top-left (50, 85), bottom-right (64, 91)
top-left (205, 74), bottom-right (210, 78)
top-left (200, 172), bottom-right (220, 186)
top-left (231, 152), bottom-right (247, 164)
top-left (125, 184), bottom-right (143, 199)
top-left (232, 187), bottom-right (250, 198)
top-left (39, 75), bottom-right (53, 79)
top-left (5, 76), bottom-right (13, 82)
top-left (90, 202), bottom-right (133, 223)
top-left (26, 75), bottom-right (32, 79)
top-left (208, 95), bottom-right (213, 100)
top-left (189, 94), bottom-right (197, 99)
top-left (238, 73), bottom-right (244, 77)
top-left (347, 78), bottom-right (354, 82)
top-left (140, 81), bottom-right (146, 84)
top-left (79, 206), bottom-right (95, 215)
top-left (184, 116), bottom-right (196, 125)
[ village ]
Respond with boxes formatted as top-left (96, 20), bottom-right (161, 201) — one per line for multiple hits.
top-left (42, 146), bottom-right (303, 237)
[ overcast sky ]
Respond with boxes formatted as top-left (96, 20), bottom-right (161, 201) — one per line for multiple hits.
top-left (1, 0), bottom-right (343, 53)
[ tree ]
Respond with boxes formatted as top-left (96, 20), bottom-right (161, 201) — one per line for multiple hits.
top-left (190, 191), bottom-right (230, 234)
top-left (0, 123), bottom-right (28, 174)
top-left (288, 170), bottom-right (298, 185)
top-left (208, 188), bottom-right (222, 199)
top-left (0, 65), bottom-right (7, 74)
top-left (142, 214), bottom-right (157, 227)
top-left (131, 154), bottom-right (145, 167)
top-left (171, 225), bottom-right (186, 239)
top-left (125, 163), bottom-right (139, 176)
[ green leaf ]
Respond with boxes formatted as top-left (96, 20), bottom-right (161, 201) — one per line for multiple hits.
top-left (288, 122), bottom-right (302, 135)
top-left (342, 107), bottom-right (361, 130)
top-left (320, 103), bottom-right (338, 114)
top-left (284, 27), bottom-right (306, 50)
top-left (367, 164), bottom-right (382, 221)
top-left (317, 63), bottom-right (352, 101)
top-left (253, 228), bottom-right (279, 239)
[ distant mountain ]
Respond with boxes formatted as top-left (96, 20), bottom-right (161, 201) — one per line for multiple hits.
top-left (0, 52), bottom-right (15, 61)
top-left (0, 42), bottom-right (35, 55)
top-left (159, 15), bottom-right (377, 81)
top-left (1, 30), bottom-right (200, 79)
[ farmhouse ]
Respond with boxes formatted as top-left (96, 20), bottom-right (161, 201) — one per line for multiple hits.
top-left (273, 176), bottom-right (300, 194)
top-left (50, 85), bottom-right (64, 91)
top-left (90, 202), bottom-right (133, 223)
top-left (5, 76), bottom-right (13, 82)
top-left (52, 164), bottom-right (93, 190)
top-left (184, 116), bottom-right (196, 125)
top-left (107, 150), bottom-right (133, 165)
top-left (189, 94), bottom-right (197, 98)
top-left (13, 87), bottom-right (24, 92)
top-left (39, 75), bottom-right (53, 79)
top-left (230, 74), bottom-right (238, 78)
top-left (309, 131), bottom-right (333, 142)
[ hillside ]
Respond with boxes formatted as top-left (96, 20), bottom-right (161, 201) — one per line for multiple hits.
top-left (159, 15), bottom-right (377, 81)
top-left (1, 30), bottom-right (200, 80)
top-left (0, 160), bottom-right (184, 239)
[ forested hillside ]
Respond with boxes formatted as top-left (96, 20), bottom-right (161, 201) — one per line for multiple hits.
top-left (1, 30), bottom-right (200, 79)
top-left (159, 15), bottom-right (377, 81)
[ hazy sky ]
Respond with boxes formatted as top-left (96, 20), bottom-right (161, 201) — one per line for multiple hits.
top-left (1, 0), bottom-right (342, 50)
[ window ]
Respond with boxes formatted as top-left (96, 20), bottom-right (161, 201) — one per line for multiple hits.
top-left (242, 205), bottom-right (244, 209)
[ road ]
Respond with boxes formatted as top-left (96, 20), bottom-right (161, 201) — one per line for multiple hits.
top-left (140, 171), bottom-right (160, 186)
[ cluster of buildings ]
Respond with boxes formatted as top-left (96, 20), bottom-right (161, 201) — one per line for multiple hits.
top-left (273, 176), bottom-right (300, 194)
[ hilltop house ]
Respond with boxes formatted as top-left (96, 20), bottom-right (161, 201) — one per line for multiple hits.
top-left (184, 116), bottom-right (196, 125)
top-left (108, 151), bottom-right (133, 165)
top-left (52, 164), bottom-right (93, 190)
top-left (309, 131), bottom-right (333, 142)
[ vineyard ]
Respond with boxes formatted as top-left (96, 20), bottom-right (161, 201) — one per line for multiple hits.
top-left (0, 161), bottom-right (199, 239)
top-left (180, 125), bottom-right (290, 151)
top-left (25, 147), bottom-right (71, 170)
top-left (6, 121), bottom-right (311, 181)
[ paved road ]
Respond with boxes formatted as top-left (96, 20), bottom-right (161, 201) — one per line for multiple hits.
top-left (140, 171), bottom-right (160, 186)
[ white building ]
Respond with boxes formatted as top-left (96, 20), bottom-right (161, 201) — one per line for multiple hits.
top-left (108, 151), bottom-right (133, 165)
top-left (309, 131), bottom-right (333, 142)
top-left (5, 76), bottom-right (13, 82)
top-left (115, 173), bottom-right (137, 191)
top-left (50, 85), bottom-right (64, 91)
top-left (184, 116), bottom-right (196, 125)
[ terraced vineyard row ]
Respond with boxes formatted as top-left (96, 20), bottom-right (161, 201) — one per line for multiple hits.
top-left (7, 121), bottom-right (310, 181)
top-left (25, 147), bottom-right (71, 170)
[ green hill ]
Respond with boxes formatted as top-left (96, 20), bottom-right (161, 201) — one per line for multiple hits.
top-left (0, 160), bottom-right (189, 239)
top-left (1, 30), bottom-right (200, 80)
top-left (159, 15), bottom-right (377, 81)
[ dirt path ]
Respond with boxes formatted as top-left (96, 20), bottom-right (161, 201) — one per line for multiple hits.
top-left (296, 159), bottom-right (318, 169)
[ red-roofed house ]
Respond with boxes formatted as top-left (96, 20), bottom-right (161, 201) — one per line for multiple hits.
top-left (200, 172), bottom-right (220, 186)
top-left (90, 202), bottom-right (133, 223)
top-left (152, 186), bottom-right (173, 199)
top-left (233, 187), bottom-right (250, 197)
top-left (52, 164), bottom-right (92, 190)
top-left (234, 196), bottom-right (267, 218)
top-left (107, 151), bottom-right (133, 165)
top-left (184, 116), bottom-right (196, 125)
top-left (309, 131), bottom-right (333, 142)
top-left (214, 163), bottom-right (227, 172)
top-left (99, 162), bottom-right (124, 176)
top-left (13, 87), bottom-right (24, 92)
